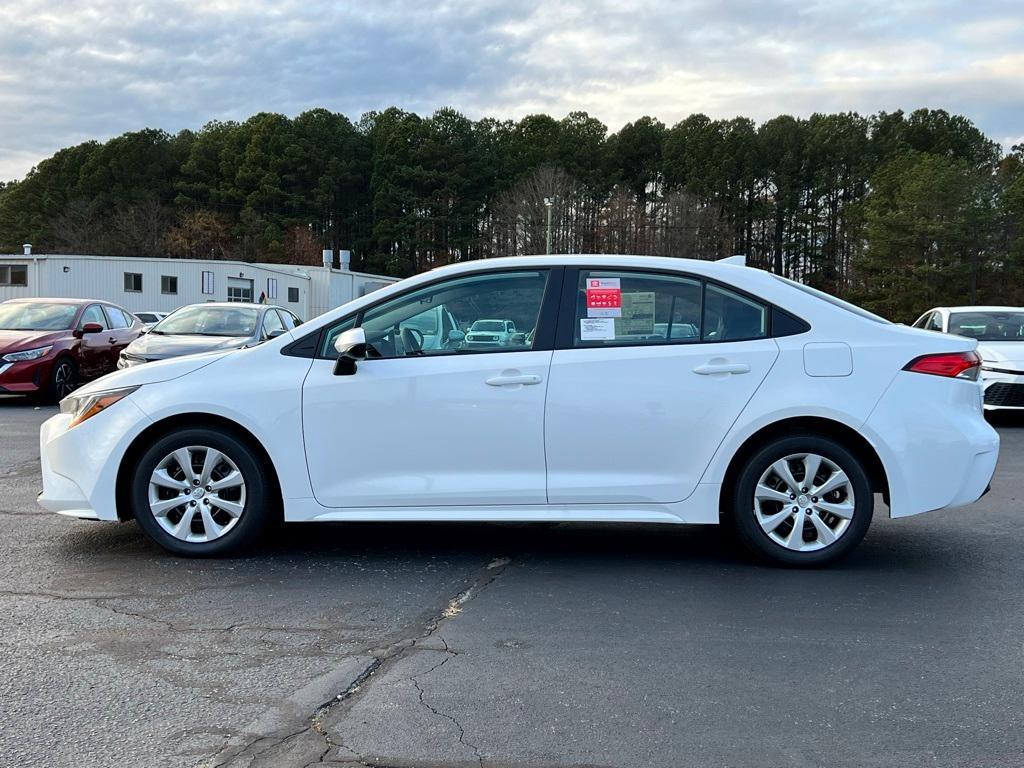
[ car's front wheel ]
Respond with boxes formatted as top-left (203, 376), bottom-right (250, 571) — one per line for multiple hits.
top-left (130, 428), bottom-right (272, 556)
top-left (731, 434), bottom-right (873, 566)
top-left (48, 358), bottom-right (77, 403)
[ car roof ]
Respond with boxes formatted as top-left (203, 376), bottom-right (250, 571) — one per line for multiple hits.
top-left (3, 297), bottom-right (95, 305)
top-left (181, 302), bottom-right (281, 310)
top-left (930, 306), bottom-right (1024, 313)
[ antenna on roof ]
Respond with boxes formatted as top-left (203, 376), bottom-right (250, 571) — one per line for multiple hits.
top-left (718, 254), bottom-right (746, 266)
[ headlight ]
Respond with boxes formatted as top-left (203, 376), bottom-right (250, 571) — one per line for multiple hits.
top-left (59, 386), bottom-right (140, 428)
top-left (2, 345), bottom-right (52, 362)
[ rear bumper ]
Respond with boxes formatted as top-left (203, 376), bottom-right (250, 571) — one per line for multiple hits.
top-left (865, 371), bottom-right (999, 518)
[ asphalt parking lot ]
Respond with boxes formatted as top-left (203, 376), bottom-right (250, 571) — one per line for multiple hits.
top-left (2, 398), bottom-right (1023, 768)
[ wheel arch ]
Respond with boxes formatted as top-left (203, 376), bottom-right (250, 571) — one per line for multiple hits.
top-left (115, 412), bottom-right (283, 522)
top-left (718, 416), bottom-right (890, 518)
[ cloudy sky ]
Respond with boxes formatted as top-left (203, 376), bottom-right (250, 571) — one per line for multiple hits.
top-left (1, 0), bottom-right (1022, 180)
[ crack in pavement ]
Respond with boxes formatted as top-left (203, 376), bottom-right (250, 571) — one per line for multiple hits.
top-left (410, 647), bottom-right (484, 768)
top-left (204, 555), bottom-right (514, 768)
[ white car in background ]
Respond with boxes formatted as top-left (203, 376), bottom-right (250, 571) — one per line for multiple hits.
top-left (133, 311), bottom-right (169, 329)
top-left (913, 306), bottom-right (1024, 410)
top-left (38, 255), bottom-right (998, 566)
top-left (465, 319), bottom-right (516, 347)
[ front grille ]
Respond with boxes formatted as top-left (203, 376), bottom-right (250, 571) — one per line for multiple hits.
top-left (984, 382), bottom-right (1024, 407)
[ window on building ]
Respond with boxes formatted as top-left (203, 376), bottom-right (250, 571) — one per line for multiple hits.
top-left (124, 272), bottom-right (143, 292)
top-left (267, 278), bottom-right (278, 300)
top-left (288, 286), bottom-right (300, 303)
top-left (227, 277), bottom-right (253, 303)
top-left (0, 264), bottom-right (28, 287)
top-left (202, 271), bottom-right (214, 295)
top-left (161, 275), bottom-right (178, 294)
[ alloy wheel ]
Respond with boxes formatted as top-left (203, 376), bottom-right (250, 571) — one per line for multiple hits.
top-left (147, 446), bottom-right (246, 542)
top-left (54, 362), bottom-right (76, 400)
top-left (753, 452), bottom-right (855, 552)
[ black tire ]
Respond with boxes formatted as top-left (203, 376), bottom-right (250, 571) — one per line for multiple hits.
top-left (130, 427), bottom-right (272, 557)
top-left (47, 357), bottom-right (78, 403)
top-left (731, 434), bottom-right (873, 567)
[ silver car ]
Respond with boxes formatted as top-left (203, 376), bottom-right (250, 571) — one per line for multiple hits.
top-left (118, 302), bottom-right (302, 368)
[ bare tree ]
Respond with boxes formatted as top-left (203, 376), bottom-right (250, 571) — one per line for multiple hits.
top-left (109, 197), bottom-right (173, 256)
top-left (165, 210), bottom-right (237, 260)
top-left (488, 166), bottom-right (582, 257)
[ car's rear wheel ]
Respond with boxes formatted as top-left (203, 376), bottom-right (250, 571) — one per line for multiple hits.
top-left (130, 428), bottom-right (271, 556)
top-left (731, 435), bottom-right (873, 566)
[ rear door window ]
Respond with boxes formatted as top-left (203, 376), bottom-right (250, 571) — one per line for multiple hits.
top-left (104, 306), bottom-right (131, 329)
top-left (702, 284), bottom-right (767, 342)
top-left (571, 270), bottom-right (703, 347)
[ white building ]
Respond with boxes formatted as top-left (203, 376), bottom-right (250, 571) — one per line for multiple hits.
top-left (0, 248), bottom-right (396, 320)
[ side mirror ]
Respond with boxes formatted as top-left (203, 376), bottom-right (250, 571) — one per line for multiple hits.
top-left (267, 328), bottom-right (287, 340)
top-left (73, 322), bottom-right (103, 339)
top-left (334, 327), bottom-right (368, 376)
top-left (448, 329), bottom-right (466, 344)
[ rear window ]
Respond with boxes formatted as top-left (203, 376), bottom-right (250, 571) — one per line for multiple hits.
top-left (772, 275), bottom-right (890, 324)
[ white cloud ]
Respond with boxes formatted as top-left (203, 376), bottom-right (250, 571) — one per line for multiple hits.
top-left (0, 0), bottom-right (1022, 179)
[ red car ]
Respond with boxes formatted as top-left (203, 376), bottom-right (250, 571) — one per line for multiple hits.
top-left (0, 298), bottom-right (143, 402)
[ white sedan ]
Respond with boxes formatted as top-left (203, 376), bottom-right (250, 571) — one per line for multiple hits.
top-left (912, 306), bottom-right (1024, 410)
top-left (38, 255), bottom-right (999, 566)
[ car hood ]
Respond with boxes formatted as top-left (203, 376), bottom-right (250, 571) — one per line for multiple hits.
top-left (0, 329), bottom-right (65, 356)
top-left (125, 333), bottom-right (251, 359)
top-left (977, 341), bottom-right (1024, 368)
top-left (74, 350), bottom-right (231, 395)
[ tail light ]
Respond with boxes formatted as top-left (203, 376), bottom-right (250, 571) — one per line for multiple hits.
top-left (903, 351), bottom-right (981, 380)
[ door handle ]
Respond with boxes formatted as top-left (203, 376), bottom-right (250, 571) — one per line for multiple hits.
top-left (486, 373), bottom-right (542, 387)
top-left (108, 337), bottom-right (117, 344)
top-left (693, 362), bottom-right (750, 376)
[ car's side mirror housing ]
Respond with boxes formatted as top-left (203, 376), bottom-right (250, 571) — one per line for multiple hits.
top-left (448, 329), bottom-right (466, 344)
top-left (334, 327), bottom-right (368, 376)
top-left (267, 328), bottom-right (287, 340)
top-left (73, 322), bottom-right (104, 339)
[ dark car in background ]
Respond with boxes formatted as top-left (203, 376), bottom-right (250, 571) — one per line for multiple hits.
top-left (0, 298), bottom-right (143, 401)
top-left (118, 302), bottom-right (302, 368)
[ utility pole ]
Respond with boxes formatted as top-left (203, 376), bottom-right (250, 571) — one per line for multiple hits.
top-left (544, 197), bottom-right (554, 254)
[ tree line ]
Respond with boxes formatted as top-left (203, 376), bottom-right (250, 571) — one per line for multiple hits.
top-left (1, 106), bottom-right (1022, 322)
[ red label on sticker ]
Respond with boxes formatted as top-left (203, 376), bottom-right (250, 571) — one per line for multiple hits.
top-left (586, 289), bottom-right (621, 309)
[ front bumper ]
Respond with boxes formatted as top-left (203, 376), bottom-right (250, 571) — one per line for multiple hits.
top-left (981, 369), bottom-right (1024, 409)
top-left (37, 398), bottom-right (153, 521)
top-left (0, 357), bottom-right (48, 393)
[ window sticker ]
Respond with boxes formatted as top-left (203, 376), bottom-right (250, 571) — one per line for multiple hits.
top-left (618, 292), bottom-right (656, 335)
top-left (586, 277), bottom-right (622, 318)
top-left (580, 317), bottom-right (616, 340)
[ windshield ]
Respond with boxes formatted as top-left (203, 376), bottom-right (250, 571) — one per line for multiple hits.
top-left (949, 311), bottom-right (1024, 342)
top-left (471, 321), bottom-right (506, 332)
top-left (153, 306), bottom-right (259, 337)
top-left (0, 302), bottom-right (77, 331)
